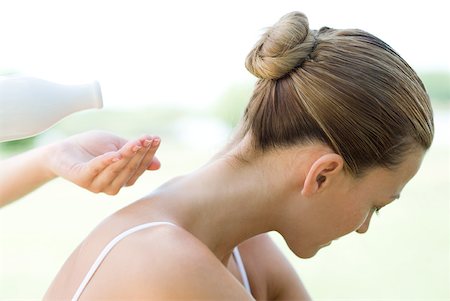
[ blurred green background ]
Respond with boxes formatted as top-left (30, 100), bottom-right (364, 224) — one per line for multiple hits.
top-left (0, 70), bottom-right (449, 300)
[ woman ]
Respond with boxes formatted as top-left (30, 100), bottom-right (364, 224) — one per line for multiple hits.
top-left (44, 11), bottom-right (433, 300)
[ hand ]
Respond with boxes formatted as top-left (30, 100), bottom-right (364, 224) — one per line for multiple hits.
top-left (48, 130), bottom-right (161, 195)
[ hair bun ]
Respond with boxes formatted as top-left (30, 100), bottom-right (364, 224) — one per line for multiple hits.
top-left (245, 11), bottom-right (316, 80)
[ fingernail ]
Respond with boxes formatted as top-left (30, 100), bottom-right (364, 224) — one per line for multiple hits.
top-left (132, 145), bottom-right (142, 152)
top-left (143, 139), bottom-right (153, 147)
top-left (152, 138), bottom-right (160, 147)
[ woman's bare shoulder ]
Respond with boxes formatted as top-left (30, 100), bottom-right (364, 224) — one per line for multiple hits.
top-left (239, 233), bottom-right (311, 300)
top-left (239, 233), bottom-right (295, 278)
top-left (78, 224), bottom-right (254, 300)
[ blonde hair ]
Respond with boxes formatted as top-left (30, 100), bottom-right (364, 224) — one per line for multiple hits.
top-left (240, 11), bottom-right (434, 176)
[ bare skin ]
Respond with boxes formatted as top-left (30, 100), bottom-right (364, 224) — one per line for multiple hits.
top-left (44, 139), bottom-right (423, 300)
top-left (0, 130), bottom-right (161, 207)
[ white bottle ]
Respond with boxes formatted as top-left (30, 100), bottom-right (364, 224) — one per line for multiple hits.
top-left (0, 76), bottom-right (103, 142)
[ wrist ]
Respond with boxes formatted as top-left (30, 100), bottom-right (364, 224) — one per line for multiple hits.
top-left (37, 142), bottom-right (59, 181)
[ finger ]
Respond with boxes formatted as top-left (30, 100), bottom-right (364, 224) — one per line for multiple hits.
top-left (81, 151), bottom-right (122, 185)
top-left (89, 139), bottom-right (145, 194)
top-left (104, 141), bottom-right (153, 193)
top-left (125, 138), bottom-right (161, 186)
top-left (147, 157), bottom-right (161, 171)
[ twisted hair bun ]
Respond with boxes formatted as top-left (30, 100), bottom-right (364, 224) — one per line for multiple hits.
top-left (245, 11), bottom-right (316, 80)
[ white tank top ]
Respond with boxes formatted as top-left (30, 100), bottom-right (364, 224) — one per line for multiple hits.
top-left (71, 222), bottom-right (251, 300)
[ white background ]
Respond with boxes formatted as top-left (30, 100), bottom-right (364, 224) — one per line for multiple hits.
top-left (0, 0), bottom-right (448, 109)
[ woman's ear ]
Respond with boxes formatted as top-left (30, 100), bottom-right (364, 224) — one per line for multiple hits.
top-left (301, 153), bottom-right (344, 197)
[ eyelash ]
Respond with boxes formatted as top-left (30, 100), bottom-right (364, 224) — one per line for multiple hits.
top-left (374, 207), bottom-right (381, 215)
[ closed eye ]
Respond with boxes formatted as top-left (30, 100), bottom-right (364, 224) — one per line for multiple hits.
top-left (375, 195), bottom-right (400, 216)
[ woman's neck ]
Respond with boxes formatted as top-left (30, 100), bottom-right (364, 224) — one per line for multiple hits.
top-left (145, 152), bottom-right (287, 263)
top-left (140, 141), bottom-right (331, 264)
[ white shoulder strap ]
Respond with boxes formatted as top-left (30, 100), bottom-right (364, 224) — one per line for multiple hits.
top-left (72, 221), bottom-right (177, 301)
top-left (232, 247), bottom-right (252, 294)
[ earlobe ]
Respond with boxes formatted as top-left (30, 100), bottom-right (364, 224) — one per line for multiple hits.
top-left (301, 153), bottom-right (343, 197)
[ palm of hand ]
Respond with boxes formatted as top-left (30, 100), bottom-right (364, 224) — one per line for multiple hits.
top-left (50, 130), bottom-right (160, 195)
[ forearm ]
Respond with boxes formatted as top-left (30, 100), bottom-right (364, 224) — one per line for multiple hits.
top-left (0, 144), bottom-right (57, 207)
